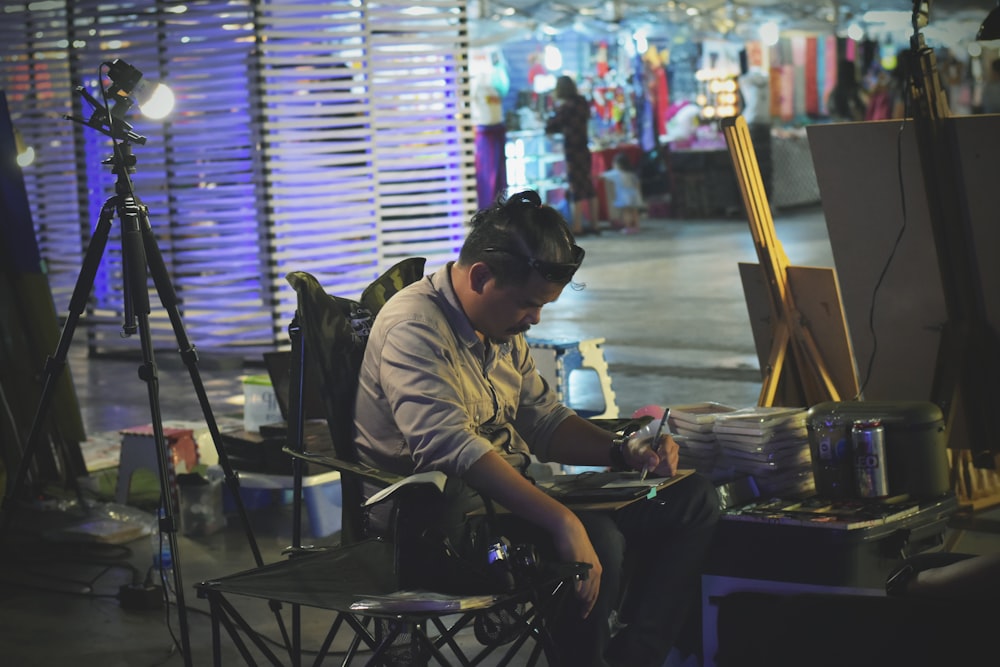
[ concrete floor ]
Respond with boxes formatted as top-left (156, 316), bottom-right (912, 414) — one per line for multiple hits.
top-left (1, 205), bottom-right (997, 666)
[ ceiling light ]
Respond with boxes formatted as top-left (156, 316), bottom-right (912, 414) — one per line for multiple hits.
top-left (760, 21), bottom-right (780, 47)
top-left (544, 44), bottom-right (563, 71)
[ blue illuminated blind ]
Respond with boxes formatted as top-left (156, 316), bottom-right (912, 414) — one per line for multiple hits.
top-left (0, 0), bottom-right (475, 352)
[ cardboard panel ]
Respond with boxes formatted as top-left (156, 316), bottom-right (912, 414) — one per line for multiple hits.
top-left (807, 116), bottom-right (1000, 456)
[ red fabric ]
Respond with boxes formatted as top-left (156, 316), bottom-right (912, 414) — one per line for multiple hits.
top-left (592, 86), bottom-right (615, 121)
top-left (805, 36), bottom-right (819, 115)
top-left (780, 65), bottom-right (795, 122)
top-left (528, 63), bottom-right (545, 85)
top-left (654, 67), bottom-right (670, 138)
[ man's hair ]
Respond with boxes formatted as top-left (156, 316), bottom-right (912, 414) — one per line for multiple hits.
top-left (459, 190), bottom-right (580, 287)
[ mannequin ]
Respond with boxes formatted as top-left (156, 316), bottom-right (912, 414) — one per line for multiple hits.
top-left (472, 50), bottom-right (510, 209)
top-left (738, 65), bottom-right (773, 198)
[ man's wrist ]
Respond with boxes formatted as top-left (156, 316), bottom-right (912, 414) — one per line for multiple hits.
top-left (609, 436), bottom-right (629, 471)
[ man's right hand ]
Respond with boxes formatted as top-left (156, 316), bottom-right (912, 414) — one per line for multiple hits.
top-left (551, 513), bottom-right (603, 618)
top-left (463, 452), bottom-right (603, 617)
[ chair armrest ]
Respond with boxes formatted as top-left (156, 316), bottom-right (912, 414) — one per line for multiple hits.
top-left (282, 447), bottom-right (405, 488)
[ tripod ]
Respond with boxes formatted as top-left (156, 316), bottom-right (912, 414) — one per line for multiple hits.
top-left (0, 90), bottom-right (276, 667)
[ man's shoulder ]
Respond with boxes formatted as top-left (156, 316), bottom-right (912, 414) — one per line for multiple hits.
top-left (374, 278), bottom-right (437, 322)
top-left (371, 273), bottom-right (458, 341)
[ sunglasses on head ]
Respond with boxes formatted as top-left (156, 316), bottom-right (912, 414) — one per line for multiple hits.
top-left (482, 244), bottom-right (585, 283)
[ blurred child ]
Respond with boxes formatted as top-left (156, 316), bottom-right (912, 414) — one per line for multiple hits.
top-left (601, 152), bottom-right (644, 234)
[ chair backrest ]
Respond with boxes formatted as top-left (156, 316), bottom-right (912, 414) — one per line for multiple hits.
top-left (286, 258), bottom-right (425, 544)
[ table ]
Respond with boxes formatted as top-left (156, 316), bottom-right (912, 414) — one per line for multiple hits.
top-left (666, 147), bottom-right (742, 218)
top-left (701, 492), bottom-right (958, 666)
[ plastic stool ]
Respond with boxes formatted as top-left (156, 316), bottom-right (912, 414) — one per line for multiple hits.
top-left (116, 426), bottom-right (198, 508)
top-left (231, 470), bottom-right (343, 538)
top-left (527, 337), bottom-right (619, 419)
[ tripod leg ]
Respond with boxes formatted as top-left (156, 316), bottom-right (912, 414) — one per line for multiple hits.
top-left (136, 198), bottom-right (295, 659)
top-left (118, 194), bottom-right (194, 667)
top-left (137, 207), bottom-right (265, 567)
top-left (0, 197), bottom-right (116, 532)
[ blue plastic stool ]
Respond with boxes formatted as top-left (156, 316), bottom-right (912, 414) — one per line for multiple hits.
top-left (527, 337), bottom-right (619, 419)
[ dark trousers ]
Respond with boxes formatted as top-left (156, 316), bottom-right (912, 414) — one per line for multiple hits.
top-left (500, 473), bottom-right (720, 667)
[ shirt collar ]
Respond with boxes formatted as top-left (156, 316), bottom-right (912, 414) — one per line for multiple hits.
top-left (429, 263), bottom-right (480, 351)
top-left (429, 263), bottom-right (514, 360)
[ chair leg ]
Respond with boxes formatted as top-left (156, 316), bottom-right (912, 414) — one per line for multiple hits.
top-left (211, 592), bottom-right (286, 665)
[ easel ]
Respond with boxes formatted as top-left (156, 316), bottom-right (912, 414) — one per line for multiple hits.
top-left (907, 9), bottom-right (1000, 472)
top-left (721, 115), bottom-right (859, 408)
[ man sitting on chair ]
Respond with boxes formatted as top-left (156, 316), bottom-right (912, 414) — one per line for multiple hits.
top-left (353, 189), bottom-right (720, 667)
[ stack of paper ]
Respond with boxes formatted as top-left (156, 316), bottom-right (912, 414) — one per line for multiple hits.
top-left (668, 402), bottom-right (739, 475)
top-left (712, 406), bottom-right (814, 497)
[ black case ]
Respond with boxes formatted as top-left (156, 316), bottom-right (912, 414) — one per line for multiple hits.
top-left (706, 493), bottom-right (958, 588)
top-left (807, 401), bottom-right (950, 499)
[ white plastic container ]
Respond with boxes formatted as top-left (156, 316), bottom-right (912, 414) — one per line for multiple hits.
top-left (242, 374), bottom-right (282, 432)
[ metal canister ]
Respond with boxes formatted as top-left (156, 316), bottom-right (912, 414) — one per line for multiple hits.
top-left (812, 417), bottom-right (854, 498)
top-left (852, 419), bottom-right (889, 498)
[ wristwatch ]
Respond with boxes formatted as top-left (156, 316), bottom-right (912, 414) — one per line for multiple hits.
top-left (609, 436), bottom-right (629, 471)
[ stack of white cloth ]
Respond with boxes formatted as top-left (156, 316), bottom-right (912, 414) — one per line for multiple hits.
top-left (667, 402), bottom-right (738, 478)
top-left (711, 406), bottom-right (815, 497)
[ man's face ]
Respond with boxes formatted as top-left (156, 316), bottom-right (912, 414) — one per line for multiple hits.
top-left (476, 271), bottom-right (565, 343)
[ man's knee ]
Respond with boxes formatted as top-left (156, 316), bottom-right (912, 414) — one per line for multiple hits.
top-left (579, 512), bottom-right (626, 569)
top-left (685, 473), bottom-right (722, 524)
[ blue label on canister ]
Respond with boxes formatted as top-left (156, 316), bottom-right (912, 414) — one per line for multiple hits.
top-left (814, 418), bottom-right (853, 498)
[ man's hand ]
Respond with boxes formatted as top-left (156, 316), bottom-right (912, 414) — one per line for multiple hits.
top-left (551, 513), bottom-right (602, 618)
top-left (462, 451), bottom-right (603, 617)
top-left (627, 433), bottom-right (679, 477)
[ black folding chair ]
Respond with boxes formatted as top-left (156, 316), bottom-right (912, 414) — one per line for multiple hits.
top-left (196, 261), bottom-right (584, 666)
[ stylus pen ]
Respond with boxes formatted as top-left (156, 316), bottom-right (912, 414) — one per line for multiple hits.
top-left (639, 407), bottom-right (670, 482)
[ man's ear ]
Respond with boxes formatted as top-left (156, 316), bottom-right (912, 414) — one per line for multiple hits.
top-left (469, 262), bottom-right (493, 294)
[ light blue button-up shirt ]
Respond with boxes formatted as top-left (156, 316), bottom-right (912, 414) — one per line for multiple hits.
top-left (354, 264), bottom-right (575, 480)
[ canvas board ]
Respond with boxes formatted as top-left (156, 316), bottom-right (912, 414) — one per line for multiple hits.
top-left (806, 117), bottom-right (1000, 401)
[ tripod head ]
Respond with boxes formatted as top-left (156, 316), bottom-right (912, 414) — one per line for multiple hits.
top-left (66, 83), bottom-right (147, 146)
top-left (66, 83), bottom-right (145, 186)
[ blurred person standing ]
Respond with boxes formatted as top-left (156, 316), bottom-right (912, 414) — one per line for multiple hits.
top-left (981, 59), bottom-right (1000, 114)
top-left (546, 75), bottom-right (600, 236)
top-left (827, 59), bottom-right (868, 122)
top-left (865, 50), bottom-right (911, 120)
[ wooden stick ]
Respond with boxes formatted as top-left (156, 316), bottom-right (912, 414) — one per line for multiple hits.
top-left (723, 115), bottom-right (844, 406)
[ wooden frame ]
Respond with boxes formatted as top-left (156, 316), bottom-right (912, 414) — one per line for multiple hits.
top-left (722, 115), bottom-right (859, 408)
